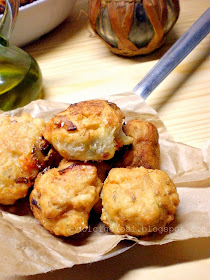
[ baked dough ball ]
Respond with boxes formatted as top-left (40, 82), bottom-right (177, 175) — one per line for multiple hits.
top-left (0, 113), bottom-right (47, 205)
top-left (30, 159), bottom-right (102, 236)
top-left (43, 100), bottom-right (132, 161)
top-left (101, 167), bottom-right (179, 236)
top-left (115, 119), bottom-right (160, 169)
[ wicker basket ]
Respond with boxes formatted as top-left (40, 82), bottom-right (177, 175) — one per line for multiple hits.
top-left (89, 0), bottom-right (180, 56)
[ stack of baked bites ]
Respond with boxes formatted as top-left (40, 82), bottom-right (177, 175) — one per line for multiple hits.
top-left (0, 100), bottom-right (179, 237)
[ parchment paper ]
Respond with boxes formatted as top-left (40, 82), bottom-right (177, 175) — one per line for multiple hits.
top-left (0, 92), bottom-right (209, 276)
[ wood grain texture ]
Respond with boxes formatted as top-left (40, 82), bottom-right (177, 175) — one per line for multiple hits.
top-left (23, 0), bottom-right (210, 149)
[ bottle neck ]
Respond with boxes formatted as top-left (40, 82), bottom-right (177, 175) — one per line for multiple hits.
top-left (0, 0), bottom-right (19, 43)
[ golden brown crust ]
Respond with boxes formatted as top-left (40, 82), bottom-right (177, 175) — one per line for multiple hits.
top-left (115, 119), bottom-right (160, 169)
top-left (30, 159), bottom-right (103, 236)
top-left (44, 100), bottom-right (132, 161)
top-left (101, 167), bottom-right (179, 236)
top-left (0, 113), bottom-right (46, 205)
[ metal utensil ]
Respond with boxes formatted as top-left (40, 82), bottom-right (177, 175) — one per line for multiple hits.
top-left (133, 8), bottom-right (210, 99)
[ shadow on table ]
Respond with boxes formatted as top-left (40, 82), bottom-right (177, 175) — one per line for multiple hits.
top-left (150, 46), bottom-right (210, 112)
top-left (22, 16), bottom-right (88, 56)
top-left (22, 11), bottom-right (179, 65)
top-left (11, 237), bottom-right (210, 280)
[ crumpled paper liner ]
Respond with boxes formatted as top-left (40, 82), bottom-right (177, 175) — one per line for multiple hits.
top-left (0, 92), bottom-right (209, 276)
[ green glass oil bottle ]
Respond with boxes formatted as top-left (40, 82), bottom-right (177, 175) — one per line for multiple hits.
top-left (0, 0), bottom-right (42, 111)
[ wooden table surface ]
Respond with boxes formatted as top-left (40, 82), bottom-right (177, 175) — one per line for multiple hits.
top-left (6, 0), bottom-right (210, 279)
top-left (23, 0), bottom-right (210, 150)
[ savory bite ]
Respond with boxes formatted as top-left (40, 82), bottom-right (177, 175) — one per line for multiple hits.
top-left (101, 167), bottom-right (179, 236)
top-left (115, 119), bottom-right (160, 169)
top-left (30, 159), bottom-right (102, 236)
top-left (0, 113), bottom-right (47, 205)
top-left (43, 100), bottom-right (132, 161)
